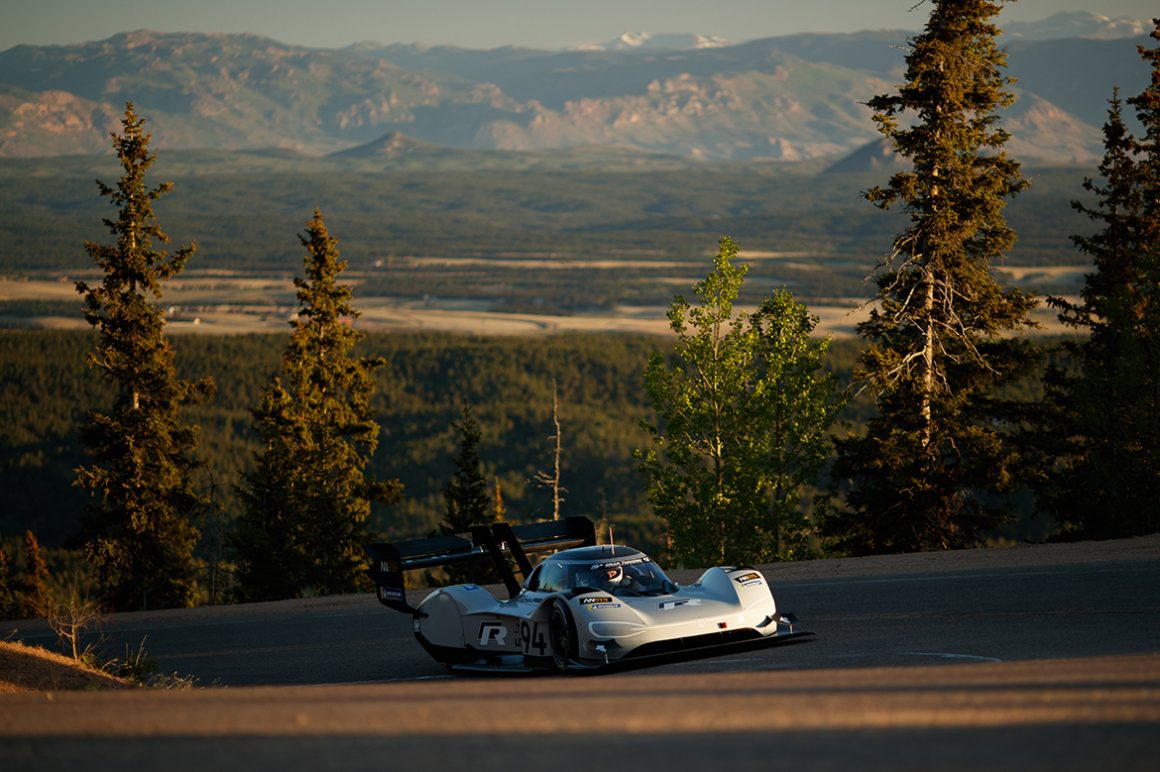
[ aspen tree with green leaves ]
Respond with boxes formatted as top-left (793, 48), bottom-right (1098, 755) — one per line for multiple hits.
top-left (1036, 21), bottom-right (1160, 538)
top-left (74, 103), bottom-right (214, 610)
top-left (826, 0), bottom-right (1038, 555)
top-left (234, 210), bottom-right (401, 601)
top-left (637, 237), bottom-right (843, 566)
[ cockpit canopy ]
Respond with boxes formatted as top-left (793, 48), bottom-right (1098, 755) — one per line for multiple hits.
top-left (524, 545), bottom-right (675, 596)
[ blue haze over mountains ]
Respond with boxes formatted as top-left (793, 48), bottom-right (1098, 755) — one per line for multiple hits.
top-left (0, 11), bottom-right (1151, 165)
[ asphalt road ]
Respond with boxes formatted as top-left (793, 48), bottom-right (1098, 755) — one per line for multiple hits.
top-left (2, 535), bottom-right (1158, 770)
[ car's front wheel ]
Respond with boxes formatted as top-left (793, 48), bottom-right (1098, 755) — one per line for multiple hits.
top-left (549, 599), bottom-right (575, 672)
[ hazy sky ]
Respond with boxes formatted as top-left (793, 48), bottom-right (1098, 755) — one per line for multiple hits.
top-left (4, 0), bottom-right (1157, 51)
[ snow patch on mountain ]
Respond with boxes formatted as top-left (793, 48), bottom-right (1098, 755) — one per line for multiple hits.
top-left (579, 32), bottom-right (731, 51)
top-left (1004, 11), bottom-right (1152, 41)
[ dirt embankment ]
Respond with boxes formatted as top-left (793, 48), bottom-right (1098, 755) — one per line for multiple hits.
top-left (0, 641), bottom-right (133, 693)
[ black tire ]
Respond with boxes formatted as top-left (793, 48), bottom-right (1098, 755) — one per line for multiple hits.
top-left (549, 599), bottom-right (575, 672)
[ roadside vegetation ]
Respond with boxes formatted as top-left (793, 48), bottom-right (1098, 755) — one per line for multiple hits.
top-left (638, 237), bottom-right (844, 565)
top-left (0, 641), bottom-right (134, 693)
top-left (0, 532), bottom-right (195, 690)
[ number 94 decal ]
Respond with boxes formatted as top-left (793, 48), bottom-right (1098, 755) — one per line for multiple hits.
top-left (477, 620), bottom-right (549, 656)
top-left (520, 620), bottom-right (548, 656)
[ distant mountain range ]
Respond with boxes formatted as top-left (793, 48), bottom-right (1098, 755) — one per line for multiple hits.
top-left (0, 11), bottom-right (1152, 165)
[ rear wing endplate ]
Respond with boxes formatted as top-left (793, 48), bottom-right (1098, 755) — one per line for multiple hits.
top-left (365, 516), bottom-right (596, 614)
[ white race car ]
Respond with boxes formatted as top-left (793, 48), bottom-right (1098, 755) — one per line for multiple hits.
top-left (367, 517), bottom-right (809, 672)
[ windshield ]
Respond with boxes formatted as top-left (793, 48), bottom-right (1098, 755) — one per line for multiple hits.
top-left (571, 557), bottom-right (674, 597)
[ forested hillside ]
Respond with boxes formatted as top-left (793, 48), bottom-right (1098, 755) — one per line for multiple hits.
top-left (3, 331), bottom-right (869, 556)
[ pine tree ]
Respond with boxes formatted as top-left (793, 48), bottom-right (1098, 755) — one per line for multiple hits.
top-left (827, 1), bottom-right (1037, 554)
top-left (74, 103), bottom-right (214, 610)
top-left (234, 210), bottom-right (401, 600)
top-left (441, 403), bottom-right (491, 534)
top-left (433, 403), bottom-right (495, 586)
top-left (1037, 21), bottom-right (1160, 537)
top-left (638, 237), bottom-right (843, 566)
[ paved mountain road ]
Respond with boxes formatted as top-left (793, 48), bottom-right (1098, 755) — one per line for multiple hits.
top-left (2, 536), bottom-right (1158, 770)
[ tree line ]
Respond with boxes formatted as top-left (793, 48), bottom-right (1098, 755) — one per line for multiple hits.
top-left (1, 3), bottom-right (1158, 615)
top-left (0, 329), bottom-right (691, 549)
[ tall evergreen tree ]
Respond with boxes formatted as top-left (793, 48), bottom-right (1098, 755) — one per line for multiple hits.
top-left (432, 403), bottom-right (495, 586)
top-left (234, 210), bottom-right (401, 600)
top-left (1037, 22), bottom-right (1160, 538)
top-left (441, 403), bottom-right (491, 534)
top-left (74, 103), bottom-right (214, 610)
top-left (638, 237), bottom-right (843, 566)
top-left (827, 1), bottom-right (1037, 555)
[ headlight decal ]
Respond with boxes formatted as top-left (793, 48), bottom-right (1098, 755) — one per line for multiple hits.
top-left (589, 621), bottom-right (647, 638)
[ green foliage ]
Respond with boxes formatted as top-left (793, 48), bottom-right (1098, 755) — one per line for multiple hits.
top-left (73, 104), bottom-right (215, 610)
top-left (366, 332), bottom-right (666, 541)
top-left (1, 330), bottom-right (887, 582)
top-left (638, 237), bottom-right (844, 566)
top-left (828, 0), bottom-right (1039, 555)
top-left (441, 403), bottom-right (492, 534)
top-left (0, 330), bottom-right (670, 555)
top-left (1035, 23), bottom-right (1160, 538)
top-left (233, 211), bottom-right (403, 601)
top-left (431, 403), bottom-right (497, 586)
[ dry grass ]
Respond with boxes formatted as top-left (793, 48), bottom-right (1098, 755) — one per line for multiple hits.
top-left (0, 640), bottom-right (134, 693)
top-left (0, 273), bottom-right (1077, 338)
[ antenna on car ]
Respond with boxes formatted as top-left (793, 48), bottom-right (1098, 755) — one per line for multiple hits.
top-left (608, 524), bottom-right (614, 547)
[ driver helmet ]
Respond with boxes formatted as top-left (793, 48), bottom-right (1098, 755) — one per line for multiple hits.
top-left (602, 565), bottom-right (624, 586)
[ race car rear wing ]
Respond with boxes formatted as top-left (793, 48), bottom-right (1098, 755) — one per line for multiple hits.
top-left (365, 516), bottom-right (597, 614)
